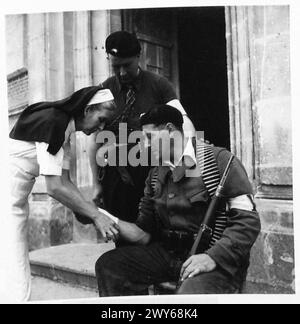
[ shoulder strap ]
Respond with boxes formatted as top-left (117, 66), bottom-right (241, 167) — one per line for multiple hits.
top-left (195, 141), bottom-right (220, 198)
top-left (150, 168), bottom-right (159, 196)
top-left (195, 141), bottom-right (228, 248)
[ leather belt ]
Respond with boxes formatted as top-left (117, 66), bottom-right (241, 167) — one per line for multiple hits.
top-left (159, 229), bottom-right (197, 260)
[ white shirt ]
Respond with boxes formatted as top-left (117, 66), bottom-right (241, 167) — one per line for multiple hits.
top-left (166, 99), bottom-right (187, 116)
top-left (164, 137), bottom-right (197, 170)
top-left (9, 119), bottom-right (76, 176)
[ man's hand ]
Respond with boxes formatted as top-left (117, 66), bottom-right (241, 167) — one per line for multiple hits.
top-left (180, 254), bottom-right (217, 281)
top-left (93, 212), bottom-right (119, 242)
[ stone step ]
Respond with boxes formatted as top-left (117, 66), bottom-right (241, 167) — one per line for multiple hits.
top-left (29, 243), bottom-right (115, 291)
top-left (31, 276), bottom-right (98, 301)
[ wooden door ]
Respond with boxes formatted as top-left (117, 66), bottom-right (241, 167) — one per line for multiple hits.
top-left (122, 8), bottom-right (180, 96)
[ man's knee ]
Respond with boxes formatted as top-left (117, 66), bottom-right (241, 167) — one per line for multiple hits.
top-left (177, 275), bottom-right (211, 294)
top-left (95, 250), bottom-right (117, 279)
top-left (176, 270), bottom-right (239, 294)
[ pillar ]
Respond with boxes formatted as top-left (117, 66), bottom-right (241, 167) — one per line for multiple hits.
top-left (225, 5), bottom-right (294, 293)
top-left (27, 13), bottom-right (47, 104)
top-left (72, 11), bottom-right (98, 243)
top-left (91, 10), bottom-right (110, 85)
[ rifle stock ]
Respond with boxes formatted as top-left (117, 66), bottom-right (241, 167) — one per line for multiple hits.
top-left (178, 154), bottom-right (235, 286)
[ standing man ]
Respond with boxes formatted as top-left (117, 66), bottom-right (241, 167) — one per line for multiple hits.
top-left (7, 86), bottom-right (119, 302)
top-left (88, 31), bottom-right (195, 226)
top-left (95, 105), bottom-right (261, 296)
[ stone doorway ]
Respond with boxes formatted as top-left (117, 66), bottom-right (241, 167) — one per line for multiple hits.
top-left (177, 7), bottom-right (230, 149)
top-left (123, 7), bottom-right (230, 149)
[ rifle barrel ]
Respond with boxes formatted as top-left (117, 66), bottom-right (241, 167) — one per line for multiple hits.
top-left (190, 154), bottom-right (235, 256)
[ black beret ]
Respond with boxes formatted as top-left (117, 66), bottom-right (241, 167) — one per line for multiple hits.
top-left (105, 31), bottom-right (141, 58)
top-left (140, 104), bottom-right (184, 130)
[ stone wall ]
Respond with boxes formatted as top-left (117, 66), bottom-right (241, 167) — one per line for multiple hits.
top-left (226, 6), bottom-right (294, 293)
top-left (6, 7), bottom-right (294, 293)
top-left (5, 14), bottom-right (26, 75)
top-left (6, 10), bottom-right (121, 250)
top-left (71, 10), bottom-right (122, 243)
top-left (6, 13), bottom-right (77, 251)
top-left (248, 6), bottom-right (294, 293)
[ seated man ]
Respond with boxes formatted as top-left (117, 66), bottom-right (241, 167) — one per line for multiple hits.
top-left (95, 105), bottom-right (261, 296)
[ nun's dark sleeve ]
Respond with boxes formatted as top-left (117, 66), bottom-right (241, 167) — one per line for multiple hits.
top-left (205, 149), bottom-right (261, 277)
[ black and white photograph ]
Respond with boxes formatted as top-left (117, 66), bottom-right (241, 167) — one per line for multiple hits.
top-left (0, 0), bottom-right (299, 305)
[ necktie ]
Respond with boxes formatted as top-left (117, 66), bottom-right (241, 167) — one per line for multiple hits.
top-left (126, 86), bottom-right (136, 106)
top-left (120, 86), bottom-right (136, 123)
top-left (106, 86), bottom-right (136, 131)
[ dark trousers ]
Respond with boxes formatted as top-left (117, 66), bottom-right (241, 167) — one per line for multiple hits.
top-left (95, 242), bottom-right (243, 296)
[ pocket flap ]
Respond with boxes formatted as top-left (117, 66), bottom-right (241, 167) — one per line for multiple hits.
top-left (188, 190), bottom-right (209, 203)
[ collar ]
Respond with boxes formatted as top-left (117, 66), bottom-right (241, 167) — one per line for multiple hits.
top-left (178, 137), bottom-right (197, 167)
top-left (162, 138), bottom-right (197, 183)
top-left (165, 138), bottom-right (197, 170)
top-left (116, 67), bottom-right (143, 93)
top-left (157, 163), bottom-right (196, 184)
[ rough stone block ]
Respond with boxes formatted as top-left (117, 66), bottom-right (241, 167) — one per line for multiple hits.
top-left (248, 6), bottom-right (289, 39)
top-left (72, 184), bottom-right (98, 244)
top-left (5, 15), bottom-right (25, 74)
top-left (244, 280), bottom-right (294, 294)
top-left (49, 201), bottom-right (73, 246)
top-left (254, 97), bottom-right (292, 185)
top-left (266, 232), bottom-right (294, 284)
top-left (73, 217), bottom-right (98, 244)
top-left (30, 243), bottom-right (115, 290)
top-left (247, 6), bottom-right (265, 39)
top-left (251, 35), bottom-right (290, 100)
top-left (31, 276), bottom-right (98, 301)
top-left (247, 234), bottom-right (270, 283)
top-left (28, 196), bottom-right (74, 250)
top-left (249, 32), bottom-right (290, 104)
top-left (263, 37), bottom-right (290, 99)
top-left (246, 198), bottom-right (294, 293)
top-left (259, 167), bottom-right (293, 186)
top-left (28, 202), bottom-right (51, 251)
top-left (265, 6), bottom-right (290, 35)
top-left (256, 198), bottom-right (293, 232)
top-left (7, 70), bottom-right (28, 111)
top-left (247, 231), bottom-right (294, 293)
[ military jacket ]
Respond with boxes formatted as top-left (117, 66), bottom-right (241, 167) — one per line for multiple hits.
top-left (136, 146), bottom-right (261, 277)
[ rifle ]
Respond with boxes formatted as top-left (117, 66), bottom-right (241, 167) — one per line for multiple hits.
top-left (178, 154), bottom-right (235, 285)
